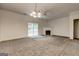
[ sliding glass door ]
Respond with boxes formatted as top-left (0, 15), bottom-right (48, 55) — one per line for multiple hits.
top-left (28, 23), bottom-right (38, 37)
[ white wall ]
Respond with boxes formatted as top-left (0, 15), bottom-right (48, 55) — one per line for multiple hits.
top-left (1, 9), bottom-right (79, 41)
top-left (48, 10), bottom-right (79, 39)
top-left (48, 17), bottom-right (70, 37)
top-left (0, 9), bottom-right (47, 41)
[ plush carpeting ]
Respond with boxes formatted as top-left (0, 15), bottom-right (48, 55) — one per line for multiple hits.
top-left (0, 36), bottom-right (79, 56)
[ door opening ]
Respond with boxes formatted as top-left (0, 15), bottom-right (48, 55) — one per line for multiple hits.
top-left (74, 19), bottom-right (79, 39)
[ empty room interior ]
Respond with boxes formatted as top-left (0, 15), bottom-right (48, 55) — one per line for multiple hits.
top-left (0, 3), bottom-right (79, 56)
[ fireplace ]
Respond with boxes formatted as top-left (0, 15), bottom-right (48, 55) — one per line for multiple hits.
top-left (45, 30), bottom-right (51, 35)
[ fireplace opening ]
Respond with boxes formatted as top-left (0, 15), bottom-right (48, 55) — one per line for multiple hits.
top-left (46, 30), bottom-right (51, 36)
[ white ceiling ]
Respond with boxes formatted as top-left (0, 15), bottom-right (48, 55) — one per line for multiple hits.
top-left (0, 3), bottom-right (79, 19)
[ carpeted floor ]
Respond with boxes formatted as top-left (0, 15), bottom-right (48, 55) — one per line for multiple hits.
top-left (0, 36), bottom-right (79, 56)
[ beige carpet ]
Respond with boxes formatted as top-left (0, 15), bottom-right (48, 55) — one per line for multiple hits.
top-left (0, 36), bottom-right (79, 56)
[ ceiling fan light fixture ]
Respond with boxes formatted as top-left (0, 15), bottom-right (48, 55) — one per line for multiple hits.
top-left (33, 14), bottom-right (37, 18)
top-left (30, 3), bottom-right (43, 18)
top-left (30, 11), bottom-right (42, 18)
top-left (37, 12), bottom-right (42, 17)
top-left (30, 11), bottom-right (36, 16)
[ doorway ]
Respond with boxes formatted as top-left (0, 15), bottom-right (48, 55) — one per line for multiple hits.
top-left (74, 19), bottom-right (79, 39)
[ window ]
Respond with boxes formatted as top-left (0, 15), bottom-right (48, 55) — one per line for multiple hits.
top-left (28, 23), bottom-right (38, 36)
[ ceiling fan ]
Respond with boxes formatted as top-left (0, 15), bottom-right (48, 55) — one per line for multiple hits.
top-left (30, 3), bottom-right (47, 18)
top-left (23, 3), bottom-right (48, 19)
